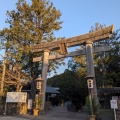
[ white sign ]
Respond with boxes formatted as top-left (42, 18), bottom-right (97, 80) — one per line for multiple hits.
top-left (28, 99), bottom-right (33, 109)
top-left (36, 82), bottom-right (42, 89)
top-left (6, 92), bottom-right (27, 103)
top-left (87, 79), bottom-right (93, 88)
top-left (110, 100), bottom-right (118, 109)
top-left (112, 96), bottom-right (118, 100)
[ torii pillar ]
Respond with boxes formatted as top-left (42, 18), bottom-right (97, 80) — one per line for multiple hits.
top-left (85, 41), bottom-right (99, 108)
top-left (41, 50), bottom-right (50, 112)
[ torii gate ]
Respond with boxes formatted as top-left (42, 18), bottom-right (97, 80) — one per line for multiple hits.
top-left (31, 25), bottom-right (114, 111)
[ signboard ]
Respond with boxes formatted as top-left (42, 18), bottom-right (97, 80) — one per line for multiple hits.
top-left (110, 100), bottom-right (118, 109)
top-left (112, 96), bottom-right (118, 100)
top-left (36, 82), bottom-right (42, 89)
top-left (6, 92), bottom-right (27, 103)
top-left (33, 57), bottom-right (42, 62)
top-left (87, 79), bottom-right (93, 88)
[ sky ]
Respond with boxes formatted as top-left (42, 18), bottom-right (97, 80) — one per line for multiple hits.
top-left (0, 0), bottom-right (120, 77)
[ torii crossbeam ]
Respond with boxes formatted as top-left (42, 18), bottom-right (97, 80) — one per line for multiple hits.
top-left (31, 25), bottom-right (113, 53)
top-left (33, 45), bottom-right (111, 62)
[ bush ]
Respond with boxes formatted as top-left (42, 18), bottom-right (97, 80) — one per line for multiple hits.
top-left (85, 95), bottom-right (99, 115)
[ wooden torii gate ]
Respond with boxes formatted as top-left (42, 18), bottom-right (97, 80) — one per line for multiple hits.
top-left (31, 25), bottom-right (114, 111)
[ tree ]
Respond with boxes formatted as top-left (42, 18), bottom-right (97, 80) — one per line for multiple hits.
top-left (68, 23), bottom-right (120, 88)
top-left (0, 0), bottom-right (63, 97)
top-left (47, 69), bottom-right (88, 105)
top-left (89, 22), bottom-right (109, 88)
top-left (104, 29), bottom-right (120, 87)
top-left (91, 23), bottom-right (120, 87)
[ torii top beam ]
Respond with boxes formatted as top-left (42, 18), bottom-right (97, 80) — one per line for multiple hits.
top-left (31, 25), bottom-right (114, 52)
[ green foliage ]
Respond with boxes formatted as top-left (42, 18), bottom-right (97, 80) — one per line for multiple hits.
top-left (94, 29), bottom-right (120, 87)
top-left (0, 0), bottom-right (63, 84)
top-left (104, 29), bottom-right (120, 86)
top-left (0, 0), bottom-right (65, 95)
top-left (89, 22), bottom-right (106, 33)
top-left (47, 69), bottom-right (88, 102)
top-left (90, 23), bottom-right (120, 88)
top-left (85, 96), bottom-right (99, 115)
top-left (34, 94), bottom-right (42, 110)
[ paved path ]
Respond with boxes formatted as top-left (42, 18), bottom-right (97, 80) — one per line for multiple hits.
top-left (0, 106), bottom-right (89, 120)
top-left (0, 116), bottom-right (28, 120)
top-left (0, 106), bottom-right (115, 120)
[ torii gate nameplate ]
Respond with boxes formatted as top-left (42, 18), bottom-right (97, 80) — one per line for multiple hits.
top-left (31, 25), bottom-right (114, 52)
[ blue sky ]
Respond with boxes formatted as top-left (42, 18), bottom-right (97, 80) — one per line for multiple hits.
top-left (0, 0), bottom-right (120, 77)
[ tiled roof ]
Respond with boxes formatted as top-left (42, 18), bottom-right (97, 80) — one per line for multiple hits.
top-left (46, 86), bottom-right (59, 94)
top-left (98, 87), bottom-right (120, 94)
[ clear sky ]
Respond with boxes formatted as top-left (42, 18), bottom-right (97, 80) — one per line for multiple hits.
top-left (0, 0), bottom-right (120, 77)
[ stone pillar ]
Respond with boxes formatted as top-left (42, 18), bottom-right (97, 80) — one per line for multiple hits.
top-left (41, 50), bottom-right (50, 112)
top-left (85, 41), bottom-right (99, 109)
top-left (90, 115), bottom-right (96, 120)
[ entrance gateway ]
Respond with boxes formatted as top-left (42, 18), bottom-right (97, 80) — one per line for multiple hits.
top-left (30, 25), bottom-right (114, 111)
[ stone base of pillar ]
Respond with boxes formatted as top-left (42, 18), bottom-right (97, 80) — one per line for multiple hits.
top-left (33, 109), bottom-right (39, 116)
top-left (89, 115), bottom-right (96, 120)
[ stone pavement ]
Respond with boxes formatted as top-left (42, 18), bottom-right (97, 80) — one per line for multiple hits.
top-left (0, 116), bottom-right (28, 120)
top-left (0, 106), bottom-right (89, 120)
top-left (0, 106), bottom-right (114, 120)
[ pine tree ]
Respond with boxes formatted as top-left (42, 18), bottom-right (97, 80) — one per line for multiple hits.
top-left (0, 0), bottom-right (63, 96)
